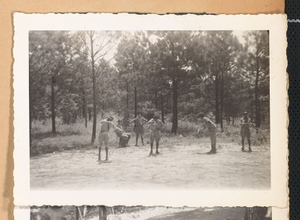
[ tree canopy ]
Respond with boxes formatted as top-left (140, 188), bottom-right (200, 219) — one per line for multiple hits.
top-left (29, 30), bottom-right (269, 138)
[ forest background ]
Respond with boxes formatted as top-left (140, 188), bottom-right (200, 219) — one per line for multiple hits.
top-left (29, 30), bottom-right (269, 154)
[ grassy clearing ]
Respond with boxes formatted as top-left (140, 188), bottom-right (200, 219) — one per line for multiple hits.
top-left (30, 118), bottom-right (270, 156)
top-left (31, 120), bottom-right (93, 156)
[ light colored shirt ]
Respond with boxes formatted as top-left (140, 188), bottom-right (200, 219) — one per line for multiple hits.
top-left (100, 119), bottom-right (112, 132)
top-left (202, 117), bottom-right (217, 131)
top-left (240, 116), bottom-right (250, 123)
top-left (148, 119), bottom-right (164, 133)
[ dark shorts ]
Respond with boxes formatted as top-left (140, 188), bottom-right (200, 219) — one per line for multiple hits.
top-left (98, 132), bottom-right (109, 147)
top-left (241, 127), bottom-right (251, 138)
top-left (150, 131), bottom-right (161, 143)
top-left (134, 126), bottom-right (144, 135)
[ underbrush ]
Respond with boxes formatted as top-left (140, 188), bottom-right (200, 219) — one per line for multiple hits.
top-left (31, 119), bottom-right (96, 156)
top-left (30, 118), bottom-right (270, 156)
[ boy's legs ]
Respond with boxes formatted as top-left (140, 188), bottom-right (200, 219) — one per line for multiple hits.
top-left (246, 128), bottom-right (251, 152)
top-left (155, 132), bottom-right (161, 154)
top-left (212, 130), bottom-right (216, 153)
top-left (104, 133), bottom-right (109, 161)
top-left (98, 146), bottom-right (101, 161)
top-left (135, 132), bottom-right (139, 146)
top-left (241, 128), bottom-right (245, 151)
top-left (98, 134), bottom-right (103, 161)
top-left (208, 130), bottom-right (216, 154)
top-left (118, 136), bottom-right (121, 148)
top-left (149, 135), bottom-right (154, 156)
top-left (156, 140), bottom-right (159, 154)
top-left (98, 146), bottom-right (102, 161)
top-left (105, 147), bottom-right (109, 160)
top-left (141, 134), bottom-right (144, 145)
top-left (248, 138), bottom-right (251, 151)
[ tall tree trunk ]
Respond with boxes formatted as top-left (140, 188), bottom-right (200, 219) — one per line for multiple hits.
top-left (126, 81), bottom-right (129, 111)
top-left (82, 89), bottom-right (87, 128)
top-left (215, 73), bottom-right (220, 124)
top-left (88, 108), bottom-right (92, 121)
top-left (76, 207), bottom-right (80, 220)
top-left (171, 77), bottom-right (178, 134)
top-left (123, 81), bottom-right (129, 131)
top-left (154, 89), bottom-right (158, 108)
top-left (255, 57), bottom-right (260, 128)
top-left (258, 99), bottom-right (261, 127)
top-left (220, 69), bottom-right (224, 132)
top-left (91, 36), bottom-right (97, 144)
top-left (99, 206), bottom-right (107, 220)
top-left (134, 86), bottom-right (137, 117)
top-left (161, 93), bottom-right (164, 123)
top-left (51, 75), bottom-right (56, 133)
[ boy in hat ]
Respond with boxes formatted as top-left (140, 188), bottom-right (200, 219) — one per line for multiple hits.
top-left (98, 116), bottom-right (115, 162)
top-left (148, 115), bottom-right (164, 156)
top-left (198, 113), bottom-right (217, 154)
top-left (240, 112), bottom-right (252, 152)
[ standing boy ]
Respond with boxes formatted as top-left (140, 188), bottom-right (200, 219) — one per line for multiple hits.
top-left (148, 115), bottom-right (164, 156)
top-left (240, 112), bottom-right (252, 152)
top-left (198, 113), bottom-right (217, 154)
top-left (129, 112), bottom-right (148, 146)
top-left (98, 116), bottom-right (115, 162)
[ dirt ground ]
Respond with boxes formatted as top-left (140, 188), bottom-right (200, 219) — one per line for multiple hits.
top-left (30, 136), bottom-right (270, 190)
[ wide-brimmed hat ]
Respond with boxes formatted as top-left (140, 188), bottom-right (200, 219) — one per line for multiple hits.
top-left (107, 116), bottom-right (114, 121)
top-left (198, 113), bottom-right (204, 118)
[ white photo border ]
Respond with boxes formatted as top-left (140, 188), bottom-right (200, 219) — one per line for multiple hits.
top-left (13, 13), bottom-right (288, 207)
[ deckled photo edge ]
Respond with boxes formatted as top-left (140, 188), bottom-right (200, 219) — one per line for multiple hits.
top-left (13, 13), bottom-right (288, 208)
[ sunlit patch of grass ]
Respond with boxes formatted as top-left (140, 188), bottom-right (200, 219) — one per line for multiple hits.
top-left (30, 120), bottom-right (95, 156)
top-left (30, 134), bottom-right (93, 156)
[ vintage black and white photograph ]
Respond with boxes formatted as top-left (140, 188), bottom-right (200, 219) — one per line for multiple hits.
top-left (13, 14), bottom-right (288, 206)
top-left (26, 205), bottom-right (272, 220)
top-left (28, 29), bottom-right (271, 190)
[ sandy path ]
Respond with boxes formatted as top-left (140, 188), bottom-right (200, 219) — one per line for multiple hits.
top-left (30, 143), bottom-right (270, 190)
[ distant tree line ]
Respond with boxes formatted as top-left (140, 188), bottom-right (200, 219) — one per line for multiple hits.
top-left (29, 30), bottom-right (269, 142)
